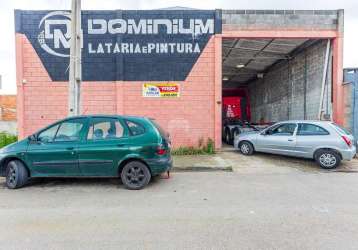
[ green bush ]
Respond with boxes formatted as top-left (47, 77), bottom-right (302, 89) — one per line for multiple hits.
top-left (171, 138), bottom-right (216, 155)
top-left (0, 132), bottom-right (17, 148)
top-left (202, 138), bottom-right (215, 154)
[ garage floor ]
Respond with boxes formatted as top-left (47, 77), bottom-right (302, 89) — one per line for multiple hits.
top-left (173, 144), bottom-right (358, 174)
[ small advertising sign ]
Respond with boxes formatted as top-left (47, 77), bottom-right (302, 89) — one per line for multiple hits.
top-left (143, 83), bottom-right (180, 97)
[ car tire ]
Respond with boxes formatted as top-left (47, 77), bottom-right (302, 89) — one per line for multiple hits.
top-left (5, 160), bottom-right (29, 189)
top-left (225, 129), bottom-right (233, 145)
top-left (315, 150), bottom-right (341, 169)
top-left (239, 141), bottom-right (254, 155)
top-left (232, 129), bottom-right (240, 140)
top-left (121, 161), bottom-right (151, 190)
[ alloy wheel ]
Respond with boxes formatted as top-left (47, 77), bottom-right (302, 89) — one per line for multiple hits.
top-left (241, 143), bottom-right (250, 154)
top-left (7, 164), bottom-right (17, 187)
top-left (319, 153), bottom-right (337, 168)
top-left (125, 166), bottom-right (146, 187)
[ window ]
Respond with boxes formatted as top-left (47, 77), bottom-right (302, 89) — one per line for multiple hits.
top-left (54, 119), bottom-right (85, 142)
top-left (87, 118), bottom-right (124, 140)
top-left (125, 120), bottom-right (145, 136)
top-left (38, 124), bottom-right (60, 143)
top-left (297, 124), bottom-right (329, 136)
top-left (270, 123), bottom-right (297, 136)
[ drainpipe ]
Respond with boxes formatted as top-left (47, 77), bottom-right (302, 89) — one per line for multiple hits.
top-left (318, 39), bottom-right (331, 120)
top-left (287, 60), bottom-right (291, 119)
top-left (304, 52), bottom-right (307, 119)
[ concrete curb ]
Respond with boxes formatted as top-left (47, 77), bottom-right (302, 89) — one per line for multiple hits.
top-left (172, 154), bottom-right (233, 172)
top-left (171, 165), bottom-right (233, 172)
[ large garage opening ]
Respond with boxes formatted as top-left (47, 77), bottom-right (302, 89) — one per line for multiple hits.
top-left (222, 38), bottom-right (333, 145)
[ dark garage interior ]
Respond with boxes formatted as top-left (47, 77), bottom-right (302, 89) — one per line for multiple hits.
top-left (222, 38), bottom-right (333, 144)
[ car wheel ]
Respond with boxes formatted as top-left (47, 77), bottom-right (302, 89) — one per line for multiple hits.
top-left (239, 141), bottom-right (254, 155)
top-left (5, 160), bottom-right (29, 189)
top-left (121, 161), bottom-right (151, 190)
top-left (225, 129), bottom-right (232, 145)
top-left (315, 150), bottom-right (341, 169)
top-left (233, 129), bottom-right (240, 139)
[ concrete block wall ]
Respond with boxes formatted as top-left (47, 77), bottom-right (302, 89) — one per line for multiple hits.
top-left (249, 40), bottom-right (332, 123)
top-left (222, 10), bottom-right (339, 31)
top-left (16, 34), bottom-right (216, 148)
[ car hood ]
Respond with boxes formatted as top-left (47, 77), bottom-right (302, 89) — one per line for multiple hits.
top-left (0, 138), bottom-right (28, 154)
top-left (235, 130), bottom-right (259, 141)
top-left (240, 130), bottom-right (260, 136)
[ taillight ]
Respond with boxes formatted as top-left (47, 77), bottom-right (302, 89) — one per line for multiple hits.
top-left (342, 135), bottom-right (352, 147)
top-left (156, 146), bottom-right (166, 155)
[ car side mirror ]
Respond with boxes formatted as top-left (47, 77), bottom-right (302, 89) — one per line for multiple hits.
top-left (262, 130), bottom-right (272, 136)
top-left (28, 134), bottom-right (37, 142)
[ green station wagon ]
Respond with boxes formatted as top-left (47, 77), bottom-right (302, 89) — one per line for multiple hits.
top-left (0, 115), bottom-right (172, 190)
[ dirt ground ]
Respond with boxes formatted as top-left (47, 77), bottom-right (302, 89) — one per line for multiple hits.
top-left (221, 143), bottom-right (358, 174)
top-left (173, 143), bottom-right (358, 174)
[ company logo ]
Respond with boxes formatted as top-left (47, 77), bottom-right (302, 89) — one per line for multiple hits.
top-left (37, 11), bottom-right (215, 57)
top-left (37, 11), bottom-right (71, 57)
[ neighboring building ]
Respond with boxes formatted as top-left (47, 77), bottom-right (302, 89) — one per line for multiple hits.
top-left (0, 95), bottom-right (16, 121)
top-left (14, 9), bottom-right (346, 148)
top-left (343, 68), bottom-right (358, 146)
top-left (0, 95), bottom-right (17, 134)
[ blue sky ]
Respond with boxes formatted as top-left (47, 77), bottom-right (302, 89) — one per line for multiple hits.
top-left (0, 0), bottom-right (357, 94)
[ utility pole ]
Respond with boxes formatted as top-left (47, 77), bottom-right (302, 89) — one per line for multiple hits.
top-left (68, 0), bottom-right (82, 116)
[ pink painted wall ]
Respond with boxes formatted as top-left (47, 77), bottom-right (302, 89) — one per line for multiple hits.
top-left (16, 34), bottom-right (218, 148)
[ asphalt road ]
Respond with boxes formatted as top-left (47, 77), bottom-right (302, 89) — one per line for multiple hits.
top-left (1, 168), bottom-right (358, 250)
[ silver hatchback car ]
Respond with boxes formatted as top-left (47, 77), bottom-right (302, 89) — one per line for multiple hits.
top-left (234, 121), bottom-right (356, 169)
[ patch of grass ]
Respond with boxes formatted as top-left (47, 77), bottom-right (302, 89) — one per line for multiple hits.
top-left (171, 138), bottom-right (216, 156)
top-left (202, 138), bottom-right (215, 154)
top-left (0, 132), bottom-right (17, 148)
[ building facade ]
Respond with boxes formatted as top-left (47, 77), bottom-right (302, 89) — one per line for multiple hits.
top-left (15, 9), bottom-right (345, 148)
top-left (0, 95), bottom-right (17, 134)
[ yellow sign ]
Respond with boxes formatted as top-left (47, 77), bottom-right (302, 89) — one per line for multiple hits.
top-left (143, 83), bottom-right (180, 97)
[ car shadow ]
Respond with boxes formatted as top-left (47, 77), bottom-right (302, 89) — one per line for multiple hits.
top-left (22, 177), bottom-right (121, 189)
top-left (0, 174), bottom-right (169, 190)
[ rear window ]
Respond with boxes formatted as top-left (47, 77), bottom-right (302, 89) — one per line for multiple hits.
top-left (331, 123), bottom-right (351, 135)
top-left (297, 124), bottom-right (329, 136)
top-left (150, 120), bottom-right (168, 139)
top-left (125, 120), bottom-right (145, 136)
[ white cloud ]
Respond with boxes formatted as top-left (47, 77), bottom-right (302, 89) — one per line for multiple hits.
top-left (0, 0), bottom-right (357, 94)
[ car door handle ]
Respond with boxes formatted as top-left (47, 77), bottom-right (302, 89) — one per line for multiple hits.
top-left (288, 139), bottom-right (294, 142)
top-left (66, 147), bottom-right (75, 150)
top-left (117, 144), bottom-right (126, 147)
